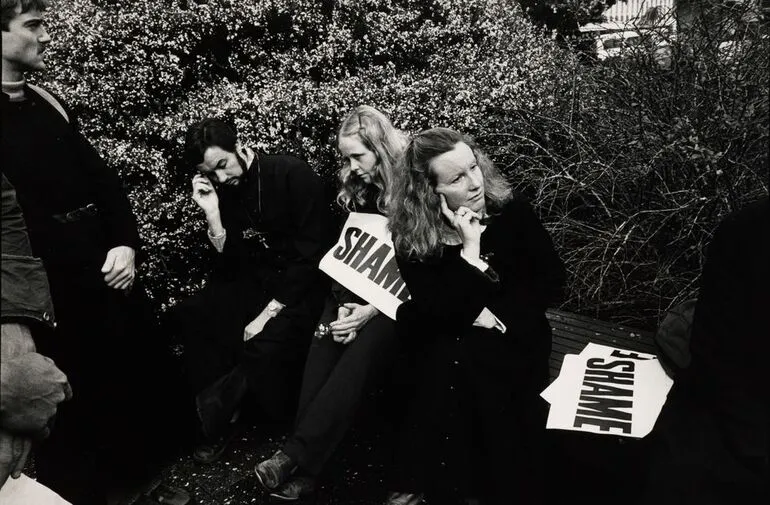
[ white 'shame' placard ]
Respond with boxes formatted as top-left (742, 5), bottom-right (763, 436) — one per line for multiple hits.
top-left (542, 343), bottom-right (673, 439)
top-left (319, 213), bottom-right (410, 320)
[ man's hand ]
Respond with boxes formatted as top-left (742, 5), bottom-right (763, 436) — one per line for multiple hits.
top-left (192, 174), bottom-right (220, 216)
top-left (328, 303), bottom-right (379, 344)
top-left (243, 311), bottom-right (271, 342)
top-left (100, 246), bottom-right (136, 291)
top-left (0, 430), bottom-right (32, 488)
top-left (0, 353), bottom-right (72, 435)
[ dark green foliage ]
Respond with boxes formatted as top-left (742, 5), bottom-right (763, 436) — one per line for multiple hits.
top-left (35, 0), bottom-right (767, 329)
top-left (38, 0), bottom-right (568, 311)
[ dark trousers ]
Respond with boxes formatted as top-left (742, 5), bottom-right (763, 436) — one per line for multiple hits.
top-left (282, 297), bottom-right (399, 476)
top-left (174, 273), bottom-right (324, 434)
top-left (34, 270), bottom-right (186, 505)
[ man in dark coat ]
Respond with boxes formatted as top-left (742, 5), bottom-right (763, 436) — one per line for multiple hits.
top-left (2, 2), bottom-right (188, 503)
top-left (644, 196), bottom-right (769, 504)
top-left (177, 118), bottom-right (333, 462)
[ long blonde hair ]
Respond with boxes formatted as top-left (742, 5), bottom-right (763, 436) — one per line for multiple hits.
top-left (389, 127), bottom-right (512, 260)
top-left (336, 105), bottom-right (408, 214)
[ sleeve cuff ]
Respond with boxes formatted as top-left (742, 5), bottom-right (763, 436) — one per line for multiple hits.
top-left (489, 310), bottom-right (507, 334)
top-left (207, 228), bottom-right (226, 253)
top-left (460, 249), bottom-right (489, 272)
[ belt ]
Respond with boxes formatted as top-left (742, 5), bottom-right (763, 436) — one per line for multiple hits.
top-left (52, 203), bottom-right (98, 223)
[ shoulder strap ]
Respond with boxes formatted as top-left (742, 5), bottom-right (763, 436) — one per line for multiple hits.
top-left (27, 84), bottom-right (70, 123)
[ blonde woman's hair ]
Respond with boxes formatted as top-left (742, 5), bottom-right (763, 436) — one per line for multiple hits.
top-left (389, 127), bottom-right (512, 260)
top-left (336, 105), bottom-right (408, 214)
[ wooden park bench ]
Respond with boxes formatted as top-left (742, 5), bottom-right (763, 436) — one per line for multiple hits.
top-left (151, 309), bottom-right (662, 505)
top-left (546, 308), bottom-right (657, 382)
top-left (545, 309), bottom-right (660, 503)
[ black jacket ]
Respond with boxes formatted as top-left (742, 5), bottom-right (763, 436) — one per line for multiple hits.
top-left (0, 173), bottom-right (55, 328)
top-left (215, 153), bottom-right (334, 308)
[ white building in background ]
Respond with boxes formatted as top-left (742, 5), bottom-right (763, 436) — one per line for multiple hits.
top-left (604, 0), bottom-right (675, 24)
top-left (581, 0), bottom-right (768, 33)
top-left (581, 0), bottom-right (676, 33)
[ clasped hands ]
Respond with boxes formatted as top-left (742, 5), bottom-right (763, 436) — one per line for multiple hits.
top-left (328, 303), bottom-right (379, 344)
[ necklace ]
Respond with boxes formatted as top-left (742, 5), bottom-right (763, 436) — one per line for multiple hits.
top-left (240, 150), bottom-right (269, 249)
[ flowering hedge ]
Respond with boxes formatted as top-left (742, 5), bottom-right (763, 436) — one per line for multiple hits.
top-left (36, 0), bottom-right (767, 329)
top-left (38, 0), bottom-right (572, 312)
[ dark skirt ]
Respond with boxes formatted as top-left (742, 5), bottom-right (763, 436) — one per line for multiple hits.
top-left (389, 326), bottom-right (551, 505)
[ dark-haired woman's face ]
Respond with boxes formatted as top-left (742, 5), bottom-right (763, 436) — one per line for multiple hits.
top-left (338, 135), bottom-right (378, 184)
top-left (430, 142), bottom-right (486, 213)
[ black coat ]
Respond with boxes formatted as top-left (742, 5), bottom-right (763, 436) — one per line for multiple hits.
top-left (2, 87), bottom-right (184, 503)
top-left (213, 153), bottom-right (334, 310)
top-left (391, 198), bottom-right (565, 503)
top-left (645, 196), bottom-right (770, 504)
top-left (1, 87), bottom-right (140, 270)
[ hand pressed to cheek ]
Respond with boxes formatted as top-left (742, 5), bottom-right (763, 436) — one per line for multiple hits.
top-left (430, 142), bottom-right (486, 214)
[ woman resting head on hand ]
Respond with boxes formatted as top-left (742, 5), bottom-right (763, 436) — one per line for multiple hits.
top-left (388, 127), bottom-right (512, 261)
top-left (384, 127), bottom-right (565, 505)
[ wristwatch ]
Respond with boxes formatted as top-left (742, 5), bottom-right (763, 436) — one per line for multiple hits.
top-left (266, 300), bottom-right (284, 318)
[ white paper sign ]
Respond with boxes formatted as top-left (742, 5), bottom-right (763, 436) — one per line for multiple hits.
top-left (319, 213), bottom-right (410, 320)
top-left (542, 343), bottom-right (673, 438)
top-left (0, 474), bottom-right (72, 504)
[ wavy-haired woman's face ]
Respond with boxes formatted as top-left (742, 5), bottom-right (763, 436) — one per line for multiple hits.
top-left (338, 134), bottom-right (378, 184)
top-left (430, 142), bottom-right (486, 214)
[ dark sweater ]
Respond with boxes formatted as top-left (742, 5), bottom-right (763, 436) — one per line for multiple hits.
top-left (214, 153), bottom-right (334, 308)
top-left (396, 198), bottom-right (565, 348)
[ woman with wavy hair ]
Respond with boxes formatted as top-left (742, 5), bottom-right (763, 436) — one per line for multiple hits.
top-left (253, 105), bottom-right (408, 501)
top-left (384, 128), bottom-right (565, 505)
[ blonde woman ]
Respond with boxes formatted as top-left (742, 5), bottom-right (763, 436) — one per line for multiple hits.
top-left (254, 106), bottom-right (408, 501)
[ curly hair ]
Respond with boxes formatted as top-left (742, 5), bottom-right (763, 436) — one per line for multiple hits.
top-left (335, 105), bottom-right (408, 214)
top-left (389, 127), bottom-right (512, 260)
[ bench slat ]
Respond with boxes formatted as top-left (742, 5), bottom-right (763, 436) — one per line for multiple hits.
top-left (546, 309), bottom-right (656, 381)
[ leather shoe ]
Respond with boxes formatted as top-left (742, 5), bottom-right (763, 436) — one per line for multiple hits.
top-left (383, 491), bottom-right (425, 505)
top-left (269, 476), bottom-right (316, 502)
top-left (255, 450), bottom-right (296, 490)
top-left (192, 429), bottom-right (236, 464)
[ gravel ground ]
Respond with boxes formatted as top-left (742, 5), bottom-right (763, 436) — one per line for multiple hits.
top-left (157, 400), bottom-right (396, 505)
